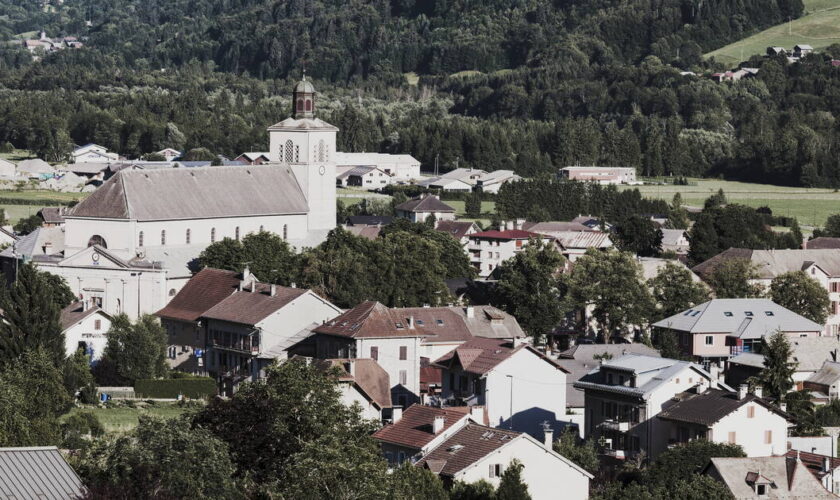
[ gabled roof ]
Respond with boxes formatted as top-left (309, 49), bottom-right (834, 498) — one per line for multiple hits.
top-left (522, 221), bottom-right (592, 233)
top-left (434, 337), bottom-right (565, 375)
top-left (552, 231), bottom-right (612, 249)
top-left (345, 225), bottom-right (382, 240)
top-left (201, 284), bottom-right (310, 326)
top-left (693, 248), bottom-right (840, 279)
top-left (236, 152), bottom-right (269, 161)
top-left (345, 215), bottom-right (394, 226)
top-left (435, 220), bottom-right (478, 241)
top-left (0, 446), bottom-right (86, 499)
top-left (315, 358), bottom-right (392, 409)
top-left (806, 361), bottom-right (840, 386)
top-left (790, 337), bottom-right (840, 372)
top-left (469, 229), bottom-right (542, 240)
top-left (395, 195), bottom-right (455, 214)
top-left (266, 117), bottom-right (338, 131)
top-left (658, 388), bottom-right (789, 426)
top-left (373, 404), bottom-right (472, 449)
top-left (806, 237), bottom-right (840, 250)
top-left (155, 268), bottom-right (241, 322)
top-left (705, 456), bottom-right (833, 498)
top-left (415, 424), bottom-right (521, 477)
top-left (38, 206), bottom-right (67, 224)
top-left (60, 301), bottom-right (109, 331)
top-left (652, 299), bottom-right (823, 339)
top-left (69, 165), bottom-right (308, 220)
top-left (784, 450), bottom-right (840, 480)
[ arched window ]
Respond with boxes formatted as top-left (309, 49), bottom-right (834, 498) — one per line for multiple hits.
top-left (87, 235), bottom-right (107, 248)
top-left (235, 226), bottom-right (240, 241)
top-left (211, 228), bottom-right (216, 243)
top-left (318, 140), bottom-right (326, 162)
top-left (297, 98), bottom-right (304, 111)
top-left (116, 299), bottom-right (121, 314)
top-left (305, 99), bottom-right (312, 111)
top-left (283, 224), bottom-right (288, 240)
top-left (138, 231), bottom-right (144, 247)
top-left (285, 140), bottom-right (294, 163)
top-left (160, 230), bottom-right (166, 246)
top-left (185, 228), bottom-right (191, 244)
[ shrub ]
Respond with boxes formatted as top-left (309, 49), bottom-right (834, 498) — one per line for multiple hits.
top-left (134, 377), bottom-right (217, 399)
top-left (61, 412), bottom-right (105, 450)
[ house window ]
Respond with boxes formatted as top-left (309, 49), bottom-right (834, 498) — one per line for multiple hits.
top-left (283, 224), bottom-right (288, 240)
top-left (211, 228), bottom-right (216, 243)
top-left (757, 484), bottom-right (767, 496)
top-left (318, 140), bottom-right (326, 162)
top-left (259, 225), bottom-right (264, 232)
top-left (747, 406), bottom-right (755, 418)
top-left (295, 145), bottom-right (299, 162)
top-left (765, 430), bottom-right (772, 444)
top-left (489, 464), bottom-right (503, 478)
top-left (305, 99), bottom-right (312, 111)
top-left (138, 231), bottom-right (144, 247)
top-left (87, 235), bottom-right (107, 248)
top-left (370, 346), bottom-right (378, 361)
top-left (705, 336), bottom-right (714, 345)
top-left (618, 375), bottom-right (625, 385)
top-left (285, 140), bottom-right (294, 163)
top-left (399, 370), bottom-right (407, 385)
top-left (728, 431), bottom-right (736, 444)
top-left (94, 319), bottom-right (101, 330)
top-left (235, 227), bottom-right (240, 241)
top-left (161, 230), bottom-right (166, 246)
top-left (186, 228), bottom-right (191, 244)
top-left (399, 346), bottom-right (407, 360)
top-left (607, 373), bottom-right (614, 385)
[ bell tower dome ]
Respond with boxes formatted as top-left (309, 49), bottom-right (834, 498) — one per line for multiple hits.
top-left (292, 73), bottom-right (316, 119)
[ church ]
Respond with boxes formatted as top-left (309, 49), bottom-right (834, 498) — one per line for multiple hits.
top-left (1, 78), bottom-right (338, 319)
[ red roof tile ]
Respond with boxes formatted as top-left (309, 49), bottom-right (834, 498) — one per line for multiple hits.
top-left (315, 358), bottom-right (392, 409)
top-left (784, 450), bottom-right (840, 480)
top-left (469, 229), bottom-right (542, 240)
top-left (434, 337), bottom-right (567, 375)
top-left (314, 301), bottom-right (470, 340)
top-left (373, 404), bottom-right (471, 449)
top-left (155, 268), bottom-right (241, 322)
top-left (201, 284), bottom-right (309, 325)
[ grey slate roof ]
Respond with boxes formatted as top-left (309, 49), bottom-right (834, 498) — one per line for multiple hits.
top-left (693, 248), bottom-right (840, 279)
top-left (652, 299), bottom-right (822, 339)
top-left (705, 456), bottom-right (834, 499)
top-left (0, 446), bottom-right (86, 499)
top-left (806, 361), bottom-right (840, 386)
top-left (69, 165), bottom-right (308, 221)
top-left (728, 352), bottom-right (766, 369)
top-left (395, 195), bottom-right (455, 213)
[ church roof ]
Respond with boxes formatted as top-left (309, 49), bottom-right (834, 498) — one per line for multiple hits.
top-left (267, 117), bottom-right (338, 131)
top-left (69, 165), bottom-right (308, 221)
top-left (294, 79), bottom-right (315, 93)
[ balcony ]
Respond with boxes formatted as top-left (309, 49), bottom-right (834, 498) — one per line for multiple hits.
top-left (208, 340), bottom-right (260, 355)
top-left (599, 419), bottom-right (631, 432)
top-left (602, 448), bottom-right (627, 460)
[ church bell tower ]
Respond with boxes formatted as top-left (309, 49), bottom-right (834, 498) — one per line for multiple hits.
top-left (292, 73), bottom-right (316, 119)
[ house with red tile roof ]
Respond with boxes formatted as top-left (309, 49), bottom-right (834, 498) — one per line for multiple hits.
top-left (467, 229), bottom-right (556, 277)
top-left (312, 301), bottom-right (526, 407)
top-left (415, 423), bottom-right (592, 500)
top-left (372, 404), bottom-right (483, 465)
top-left (783, 449), bottom-right (840, 494)
top-left (434, 337), bottom-right (569, 438)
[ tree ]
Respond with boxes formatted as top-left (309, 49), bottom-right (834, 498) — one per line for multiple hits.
top-left (493, 239), bottom-right (568, 341)
top-left (567, 249), bottom-right (654, 343)
top-left (705, 258), bottom-right (764, 298)
top-left (197, 237), bottom-right (245, 272)
top-left (0, 263), bottom-right (65, 366)
top-left (667, 193), bottom-right (690, 229)
top-left (64, 348), bottom-right (97, 403)
top-left (821, 214), bottom-right (840, 237)
top-left (703, 188), bottom-right (727, 210)
top-left (380, 231), bottom-right (451, 307)
top-left (649, 262), bottom-right (710, 318)
top-left (99, 314), bottom-right (168, 384)
top-left (759, 330), bottom-right (797, 401)
top-left (142, 152), bottom-right (167, 161)
top-left (387, 464), bottom-right (448, 500)
top-left (13, 214), bottom-right (42, 236)
top-left (181, 147), bottom-right (217, 161)
top-left (770, 271), bottom-right (831, 324)
top-left (612, 215), bottom-right (663, 257)
top-left (655, 328), bottom-right (683, 359)
top-left (645, 440), bottom-right (745, 487)
top-left (553, 427), bottom-right (599, 474)
top-left (496, 459), bottom-right (531, 500)
top-left (192, 358), bottom-right (380, 486)
top-left (77, 416), bottom-right (240, 499)
top-left (465, 191), bottom-right (483, 218)
top-left (379, 219), bottom-right (475, 279)
top-left (450, 480), bottom-right (497, 500)
top-left (39, 272), bottom-right (76, 308)
top-left (240, 231), bottom-right (297, 285)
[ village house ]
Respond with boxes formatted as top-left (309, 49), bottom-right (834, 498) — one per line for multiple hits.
top-left (652, 299), bottom-right (823, 367)
top-left (660, 228), bottom-right (690, 255)
top-left (574, 353), bottom-right (730, 459)
top-left (693, 248), bottom-right (840, 335)
top-left (467, 229), bottom-right (556, 278)
top-left (373, 404), bottom-right (482, 465)
top-left (434, 337), bottom-right (568, 438)
top-left (804, 361), bottom-right (840, 402)
top-left (71, 144), bottom-right (119, 163)
top-left (807, 237), bottom-right (840, 250)
top-left (726, 336), bottom-right (840, 391)
top-left (155, 148), bottom-right (182, 161)
top-left (558, 166), bottom-right (637, 185)
top-left (38, 207), bottom-right (68, 228)
top-left (60, 300), bottom-right (112, 360)
top-left (703, 456), bottom-right (835, 499)
top-left (520, 221), bottom-right (614, 261)
top-left (335, 165), bottom-right (391, 190)
top-left (419, 176), bottom-right (474, 192)
top-left (435, 220), bottom-right (480, 249)
top-left (415, 423), bottom-right (593, 500)
top-left (395, 194), bottom-right (456, 223)
top-left (656, 385), bottom-right (790, 458)
top-left (474, 170), bottom-right (521, 194)
top-left (313, 358), bottom-right (392, 421)
top-left (0, 158), bottom-right (15, 177)
top-left (783, 450), bottom-right (840, 495)
top-left (334, 152), bottom-right (421, 182)
top-left (234, 152), bottom-right (270, 165)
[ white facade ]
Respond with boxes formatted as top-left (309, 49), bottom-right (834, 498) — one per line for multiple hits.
top-left (559, 166), bottom-right (636, 185)
top-left (708, 402), bottom-right (788, 457)
top-left (63, 309), bottom-right (112, 360)
top-left (452, 434), bottom-right (590, 500)
top-left (334, 152), bottom-right (421, 181)
top-left (72, 144), bottom-right (118, 163)
top-left (468, 235), bottom-right (555, 278)
top-left (355, 336), bottom-right (422, 406)
top-left (337, 381), bottom-right (383, 420)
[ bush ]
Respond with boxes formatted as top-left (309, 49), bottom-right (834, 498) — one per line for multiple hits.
top-left (61, 411), bottom-right (105, 450)
top-left (134, 377), bottom-right (217, 399)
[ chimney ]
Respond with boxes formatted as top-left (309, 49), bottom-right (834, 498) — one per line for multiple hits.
top-left (251, 280), bottom-right (257, 293)
top-left (469, 406), bottom-right (485, 424)
top-left (824, 457), bottom-right (831, 473)
top-left (242, 265), bottom-right (251, 282)
top-left (738, 384), bottom-right (748, 400)
top-left (515, 218), bottom-right (525, 230)
top-left (696, 383), bottom-right (707, 394)
top-left (392, 406), bottom-right (403, 424)
top-left (466, 306), bottom-right (475, 319)
top-left (779, 402), bottom-right (787, 413)
top-left (433, 415), bottom-right (445, 434)
top-left (408, 316), bottom-right (415, 329)
top-left (270, 284), bottom-right (276, 297)
top-left (753, 386), bottom-right (763, 398)
top-left (291, 282), bottom-right (297, 288)
top-left (82, 299), bottom-right (89, 312)
top-left (542, 421), bottom-right (554, 450)
top-left (505, 220), bottom-right (514, 230)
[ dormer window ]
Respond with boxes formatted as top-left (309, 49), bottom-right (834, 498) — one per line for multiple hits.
top-left (436, 319), bottom-right (444, 326)
top-left (395, 322), bottom-right (404, 329)
top-left (765, 311), bottom-right (774, 316)
top-left (724, 311), bottom-right (733, 317)
top-left (745, 311), bottom-right (753, 317)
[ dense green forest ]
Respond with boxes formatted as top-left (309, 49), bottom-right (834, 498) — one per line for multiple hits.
top-left (2, 0), bottom-right (839, 187)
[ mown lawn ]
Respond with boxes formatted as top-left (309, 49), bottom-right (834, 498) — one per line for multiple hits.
top-left (61, 403), bottom-right (192, 434)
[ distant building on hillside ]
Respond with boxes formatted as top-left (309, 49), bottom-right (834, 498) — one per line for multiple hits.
top-left (558, 166), bottom-right (636, 185)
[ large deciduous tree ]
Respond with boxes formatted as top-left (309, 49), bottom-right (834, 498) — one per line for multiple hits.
top-left (649, 262), bottom-right (710, 319)
top-left (705, 258), bottom-right (764, 298)
top-left (612, 215), bottom-right (663, 257)
top-left (98, 314), bottom-right (168, 384)
top-left (770, 271), bottom-right (831, 324)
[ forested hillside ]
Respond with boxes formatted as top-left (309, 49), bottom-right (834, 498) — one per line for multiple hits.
top-left (3, 0), bottom-right (840, 188)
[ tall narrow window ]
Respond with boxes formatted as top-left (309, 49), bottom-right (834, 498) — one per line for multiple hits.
top-left (370, 346), bottom-right (378, 361)
top-left (211, 228), bottom-right (216, 243)
top-left (138, 231), bottom-right (144, 247)
top-left (399, 346), bottom-right (407, 360)
top-left (294, 145), bottom-right (299, 162)
top-left (160, 230), bottom-right (166, 246)
top-left (235, 227), bottom-right (240, 241)
top-left (278, 144), bottom-right (283, 160)
top-left (185, 228), bottom-right (191, 244)
top-left (259, 225), bottom-right (264, 232)
top-left (283, 224), bottom-right (288, 240)
top-left (285, 140), bottom-right (294, 163)
top-left (318, 140), bottom-right (326, 162)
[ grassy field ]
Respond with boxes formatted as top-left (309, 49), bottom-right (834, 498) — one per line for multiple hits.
top-left (623, 178), bottom-right (840, 227)
top-left (62, 403), bottom-right (191, 434)
top-left (0, 190), bottom-right (88, 223)
top-left (0, 149), bottom-right (35, 162)
top-left (704, 0), bottom-right (840, 65)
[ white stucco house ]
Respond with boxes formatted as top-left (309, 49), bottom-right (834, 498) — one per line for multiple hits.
top-left (467, 229), bottom-right (556, 277)
top-left (334, 152), bottom-right (421, 182)
top-left (71, 144), bottom-right (119, 163)
top-left (60, 300), bottom-right (112, 360)
top-left (415, 423), bottom-right (593, 500)
top-left (395, 194), bottom-right (456, 223)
